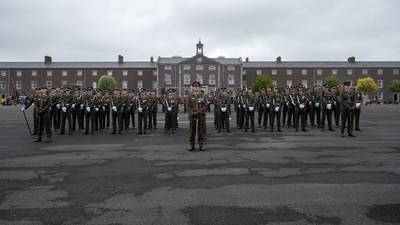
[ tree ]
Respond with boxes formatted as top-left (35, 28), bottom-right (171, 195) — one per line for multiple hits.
top-left (389, 80), bottom-right (400, 93)
top-left (357, 77), bottom-right (378, 94)
top-left (324, 75), bottom-right (341, 88)
top-left (98, 75), bottom-right (117, 91)
top-left (251, 75), bottom-right (273, 93)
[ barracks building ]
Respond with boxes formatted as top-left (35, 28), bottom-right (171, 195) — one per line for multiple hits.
top-left (0, 41), bottom-right (399, 103)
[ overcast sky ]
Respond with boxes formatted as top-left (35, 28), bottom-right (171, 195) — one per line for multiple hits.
top-left (0, 0), bottom-right (399, 62)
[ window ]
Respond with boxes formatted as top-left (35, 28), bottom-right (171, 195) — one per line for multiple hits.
top-left (62, 70), bottom-right (68, 77)
top-left (61, 80), bottom-right (68, 87)
top-left (301, 80), bottom-right (308, 88)
top-left (46, 81), bottom-right (52, 89)
top-left (316, 69), bottom-right (323, 75)
top-left (0, 81), bottom-right (6, 89)
top-left (107, 70), bottom-right (113, 76)
top-left (122, 81), bottom-right (128, 89)
top-left (378, 80), bottom-right (383, 89)
top-left (228, 74), bottom-right (235, 86)
top-left (242, 69), bottom-right (247, 75)
top-left (209, 65), bottom-right (216, 70)
top-left (286, 80), bottom-right (292, 87)
top-left (183, 65), bottom-right (191, 70)
top-left (152, 81), bottom-right (158, 90)
top-left (153, 70), bottom-right (157, 76)
top-left (76, 80), bottom-right (83, 87)
top-left (32, 71), bottom-right (37, 76)
top-left (122, 70), bottom-right (128, 76)
top-left (137, 70), bottom-right (143, 76)
top-left (271, 69), bottom-right (277, 76)
top-left (301, 69), bottom-right (308, 75)
top-left (16, 71), bottom-right (22, 77)
top-left (183, 74), bottom-right (191, 85)
top-left (347, 80), bottom-right (354, 86)
top-left (332, 69), bottom-right (338, 75)
top-left (347, 69), bottom-right (352, 75)
top-left (377, 92), bottom-right (383, 100)
top-left (286, 69), bottom-right (292, 75)
top-left (92, 70), bottom-right (98, 76)
top-left (92, 81), bottom-right (97, 89)
top-left (31, 81), bottom-right (37, 90)
top-left (227, 66), bottom-right (235, 71)
top-left (393, 69), bottom-right (399, 75)
top-left (164, 74), bottom-right (172, 85)
top-left (77, 70), bottom-right (83, 76)
top-left (184, 88), bottom-right (190, 96)
top-left (362, 69), bottom-right (368, 75)
top-left (0, 71), bottom-right (6, 77)
top-left (16, 81), bottom-right (22, 89)
top-left (137, 80), bottom-right (143, 89)
top-left (47, 70), bottom-right (52, 76)
top-left (316, 80), bottom-right (323, 87)
top-left (256, 69), bottom-right (262, 76)
top-left (196, 74), bottom-right (203, 84)
top-left (164, 65), bottom-right (172, 70)
top-left (209, 74), bottom-right (216, 85)
top-left (377, 69), bottom-right (383, 75)
top-left (272, 80), bottom-right (277, 87)
top-left (196, 65), bottom-right (204, 70)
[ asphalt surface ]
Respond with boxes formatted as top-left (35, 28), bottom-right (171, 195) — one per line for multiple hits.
top-left (0, 105), bottom-right (399, 225)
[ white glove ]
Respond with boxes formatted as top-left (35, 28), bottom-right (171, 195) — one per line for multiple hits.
top-left (86, 107), bottom-right (91, 112)
top-left (21, 107), bottom-right (25, 112)
top-left (62, 107), bottom-right (67, 113)
top-left (56, 104), bottom-right (61, 109)
top-left (72, 104), bottom-right (76, 109)
top-left (112, 106), bottom-right (117, 112)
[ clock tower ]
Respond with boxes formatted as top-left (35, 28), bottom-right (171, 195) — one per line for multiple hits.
top-left (196, 40), bottom-right (204, 55)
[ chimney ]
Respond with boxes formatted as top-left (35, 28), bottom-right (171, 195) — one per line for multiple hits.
top-left (276, 56), bottom-right (282, 63)
top-left (118, 55), bottom-right (124, 64)
top-left (347, 56), bottom-right (356, 64)
top-left (245, 57), bottom-right (249, 62)
top-left (150, 56), bottom-right (154, 63)
top-left (44, 55), bottom-right (52, 64)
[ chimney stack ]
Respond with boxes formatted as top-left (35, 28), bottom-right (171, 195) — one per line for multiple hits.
top-left (245, 57), bottom-right (249, 62)
top-left (347, 56), bottom-right (356, 64)
top-left (150, 56), bottom-right (154, 63)
top-left (276, 56), bottom-right (282, 63)
top-left (118, 55), bottom-right (124, 64)
top-left (44, 55), bottom-right (52, 64)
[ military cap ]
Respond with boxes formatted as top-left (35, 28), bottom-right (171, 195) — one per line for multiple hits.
top-left (343, 81), bottom-right (351, 86)
top-left (192, 81), bottom-right (201, 87)
top-left (168, 88), bottom-right (175, 93)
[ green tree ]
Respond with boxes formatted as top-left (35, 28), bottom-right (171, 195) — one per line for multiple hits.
top-left (98, 75), bottom-right (117, 91)
top-left (251, 75), bottom-right (273, 93)
top-left (389, 80), bottom-right (400, 93)
top-left (324, 75), bottom-right (341, 88)
top-left (357, 77), bottom-right (378, 94)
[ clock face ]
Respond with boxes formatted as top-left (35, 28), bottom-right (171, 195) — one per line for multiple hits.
top-left (197, 57), bottom-right (203, 63)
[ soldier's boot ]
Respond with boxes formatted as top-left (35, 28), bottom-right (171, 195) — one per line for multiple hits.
top-left (199, 144), bottom-right (206, 151)
top-left (188, 144), bottom-right (195, 151)
top-left (34, 137), bottom-right (42, 142)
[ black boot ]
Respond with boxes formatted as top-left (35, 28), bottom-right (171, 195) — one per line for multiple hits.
top-left (188, 144), bottom-right (195, 151)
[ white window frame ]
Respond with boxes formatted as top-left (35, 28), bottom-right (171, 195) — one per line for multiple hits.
top-left (286, 80), bottom-right (292, 87)
top-left (271, 69), bottom-right (277, 76)
top-left (47, 70), bottom-right (53, 77)
top-left (77, 70), bottom-right (83, 76)
top-left (0, 81), bottom-right (6, 89)
top-left (183, 74), bottom-right (191, 85)
top-left (256, 69), bottom-right (262, 76)
top-left (122, 80), bottom-right (128, 89)
top-left (137, 70), bottom-right (143, 76)
top-left (301, 80), bottom-right (308, 88)
top-left (16, 71), bottom-right (22, 77)
top-left (92, 70), bottom-right (98, 76)
top-left (0, 71), bottom-right (6, 77)
top-left (301, 69), bottom-right (308, 75)
top-left (61, 80), bottom-right (68, 87)
top-left (31, 81), bottom-right (37, 90)
top-left (152, 81), bottom-right (158, 90)
top-left (31, 70), bottom-right (37, 77)
top-left (62, 70), bottom-right (68, 77)
top-left (164, 74), bottom-right (172, 85)
top-left (153, 70), bottom-right (158, 76)
top-left (227, 66), bottom-right (235, 71)
top-left (183, 65), bottom-right (191, 70)
top-left (209, 74), bottom-right (216, 85)
top-left (164, 65), bottom-right (172, 70)
top-left (378, 80), bottom-right (383, 89)
top-left (272, 80), bottom-right (277, 87)
top-left (46, 81), bottom-right (52, 89)
top-left (76, 80), bottom-right (83, 87)
top-left (209, 65), bottom-right (216, 71)
top-left (196, 74), bottom-right (203, 84)
top-left (137, 80), bottom-right (143, 89)
top-left (16, 81), bottom-right (22, 89)
top-left (332, 69), bottom-right (338, 75)
top-left (107, 70), bottom-right (113, 76)
top-left (393, 69), bottom-right (399, 75)
top-left (317, 69), bottom-right (323, 75)
top-left (377, 92), bottom-right (383, 100)
top-left (362, 69), bottom-right (368, 75)
top-left (347, 69), bottom-right (353, 75)
top-left (92, 81), bottom-right (97, 89)
top-left (122, 70), bottom-right (128, 76)
top-left (196, 65), bottom-right (204, 71)
top-left (377, 69), bottom-right (383, 75)
top-left (228, 74), bottom-right (235, 86)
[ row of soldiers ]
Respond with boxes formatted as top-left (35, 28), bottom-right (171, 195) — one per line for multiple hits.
top-left (22, 87), bottom-right (173, 142)
top-left (213, 81), bottom-right (362, 137)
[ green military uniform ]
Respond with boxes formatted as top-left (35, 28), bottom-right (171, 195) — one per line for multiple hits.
top-left (340, 82), bottom-right (356, 137)
top-left (294, 87), bottom-right (308, 132)
top-left (163, 88), bottom-right (178, 133)
top-left (188, 82), bottom-right (207, 151)
top-left (321, 88), bottom-right (335, 131)
top-left (137, 91), bottom-right (149, 135)
top-left (270, 92), bottom-right (283, 132)
top-left (244, 89), bottom-right (256, 132)
top-left (33, 88), bottom-right (52, 142)
top-left (353, 89), bottom-right (363, 131)
top-left (83, 89), bottom-right (96, 135)
top-left (59, 88), bottom-right (74, 135)
top-left (217, 88), bottom-right (231, 133)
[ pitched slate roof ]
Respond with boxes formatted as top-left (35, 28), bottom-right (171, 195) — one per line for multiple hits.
top-left (243, 61), bottom-right (400, 68)
top-left (0, 61), bottom-right (157, 69)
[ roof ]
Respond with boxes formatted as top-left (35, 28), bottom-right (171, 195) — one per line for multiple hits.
top-left (243, 61), bottom-right (400, 68)
top-left (0, 61), bottom-right (157, 69)
top-left (158, 56), bottom-right (241, 65)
